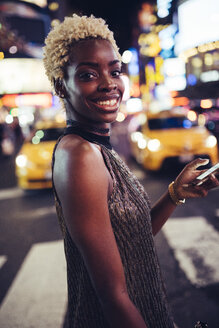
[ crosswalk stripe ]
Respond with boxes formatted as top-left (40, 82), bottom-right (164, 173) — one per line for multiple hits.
top-left (0, 188), bottom-right (24, 201)
top-left (215, 208), bottom-right (219, 217)
top-left (163, 216), bottom-right (219, 287)
top-left (0, 256), bottom-right (7, 269)
top-left (1, 216), bottom-right (218, 327)
top-left (0, 240), bottom-right (67, 328)
top-left (15, 206), bottom-right (56, 219)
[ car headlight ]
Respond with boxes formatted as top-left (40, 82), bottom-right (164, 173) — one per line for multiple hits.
top-left (131, 131), bottom-right (144, 142)
top-left (147, 139), bottom-right (161, 152)
top-left (41, 150), bottom-right (51, 160)
top-left (16, 154), bottom-right (27, 168)
top-left (205, 135), bottom-right (217, 148)
top-left (138, 138), bottom-right (147, 149)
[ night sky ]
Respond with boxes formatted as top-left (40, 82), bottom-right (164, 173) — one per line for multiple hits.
top-left (67, 0), bottom-right (156, 53)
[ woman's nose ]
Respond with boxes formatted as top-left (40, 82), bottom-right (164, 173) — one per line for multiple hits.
top-left (98, 77), bottom-right (117, 92)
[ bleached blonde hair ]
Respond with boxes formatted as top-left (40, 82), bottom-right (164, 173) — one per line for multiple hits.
top-left (43, 13), bottom-right (121, 86)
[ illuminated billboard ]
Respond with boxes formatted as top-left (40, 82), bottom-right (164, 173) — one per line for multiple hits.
top-left (175, 0), bottom-right (219, 55)
top-left (0, 58), bottom-right (52, 94)
top-left (163, 58), bottom-right (186, 91)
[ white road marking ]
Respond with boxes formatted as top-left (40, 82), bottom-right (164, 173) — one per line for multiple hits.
top-left (163, 216), bottom-right (219, 287)
top-left (215, 208), bottom-right (219, 217)
top-left (15, 206), bottom-right (56, 219)
top-left (1, 216), bottom-right (218, 327)
top-left (0, 187), bottom-right (24, 201)
top-left (0, 256), bottom-right (7, 269)
top-left (0, 240), bottom-right (67, 328)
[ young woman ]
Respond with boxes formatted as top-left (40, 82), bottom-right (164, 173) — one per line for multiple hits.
top-left (43, 14), bottom-right (219, 328)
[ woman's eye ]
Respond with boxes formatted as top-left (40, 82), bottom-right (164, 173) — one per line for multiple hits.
top-left (79, 72), bottom-right (96, 80)
top-left (112, 70), bottom-right (122, 77)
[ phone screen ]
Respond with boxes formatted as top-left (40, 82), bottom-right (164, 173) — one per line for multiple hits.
top-left (196, 163), bottom-right (219, 181)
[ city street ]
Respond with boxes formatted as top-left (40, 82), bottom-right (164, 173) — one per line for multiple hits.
top-left (0, 0), bottom-right (219, 327)
top-left (0, 126), bottom-right (219, 328)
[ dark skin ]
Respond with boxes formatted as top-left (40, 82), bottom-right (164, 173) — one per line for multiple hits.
top-left (53, 39), bottom-right (219, 327)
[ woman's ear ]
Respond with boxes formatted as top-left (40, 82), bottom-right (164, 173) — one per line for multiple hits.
top-left (54, 78), bottom-right (67, 98)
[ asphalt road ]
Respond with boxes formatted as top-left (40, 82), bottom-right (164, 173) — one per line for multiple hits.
top-left (0, 126), bottom-right (219, 328)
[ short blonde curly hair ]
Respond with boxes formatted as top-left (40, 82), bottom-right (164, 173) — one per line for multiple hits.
top-left (43, 13), bottom-right (121, 86)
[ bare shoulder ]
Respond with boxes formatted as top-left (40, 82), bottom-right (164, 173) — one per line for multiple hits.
top-left (53, 134), bottom-right (109, 201)
top-left (55, 134), bottom-right (103, 168)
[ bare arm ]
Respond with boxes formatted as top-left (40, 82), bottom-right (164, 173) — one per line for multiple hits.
top-left (151, 158), bottom-right (219, 236)
top-left (53, 136), bottom-right (147, 328)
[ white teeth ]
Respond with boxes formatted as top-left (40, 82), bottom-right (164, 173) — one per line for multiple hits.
top-left (97, 99), bottom-right (117, 106)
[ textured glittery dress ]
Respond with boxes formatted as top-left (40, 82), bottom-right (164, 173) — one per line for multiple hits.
top-left (52, 127), bottom-right (175, 328)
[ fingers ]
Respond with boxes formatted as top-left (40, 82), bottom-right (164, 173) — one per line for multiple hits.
top-left (195, 173), bottom-right (219, 188)
top-left (206, 173), bottom-right (219, 188)
top-left (176, 158), bottom-right (209, 186)
top-left (182, 183), bottom-right (208, 198)
top-left (184, 173), bottom-right (219, 198)
top-left (187, 158), bottom-right (209, 170)
top-left (175, 161), bottom-right (219, 201)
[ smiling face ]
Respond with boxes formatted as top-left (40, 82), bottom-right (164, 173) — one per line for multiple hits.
top-left (62, 39), bottom-right (125, 126)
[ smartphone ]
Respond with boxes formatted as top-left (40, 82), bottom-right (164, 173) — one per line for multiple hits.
top-left (194, 162), bottom-right (219, 185)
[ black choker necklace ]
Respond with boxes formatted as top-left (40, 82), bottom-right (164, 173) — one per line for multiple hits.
top-left (64, 120), bottom-right (112, 150)
top-left (66, 119), bottom-right (110, 134)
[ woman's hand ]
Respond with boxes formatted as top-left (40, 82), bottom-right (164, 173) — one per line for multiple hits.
top-left (174, 158), bottom-right (219, 200)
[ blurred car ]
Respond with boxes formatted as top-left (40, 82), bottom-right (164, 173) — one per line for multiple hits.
top-left (128, 110), bottom-right (218, 171)
top-left (15, 120), bottom-right (66, 190)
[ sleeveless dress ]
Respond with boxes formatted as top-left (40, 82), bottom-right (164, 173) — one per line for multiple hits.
top-left (52, 130), bottom-right (175, 328)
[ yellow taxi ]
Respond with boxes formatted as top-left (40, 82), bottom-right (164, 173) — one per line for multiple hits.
top-left (15, 120), bottom-right (66, 189)
top-left (128, 110), bottom-right (218, 171)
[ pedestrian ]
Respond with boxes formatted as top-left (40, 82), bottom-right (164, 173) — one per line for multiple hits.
top-left (43, 13), bottom-right (219, 328)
